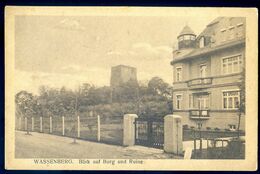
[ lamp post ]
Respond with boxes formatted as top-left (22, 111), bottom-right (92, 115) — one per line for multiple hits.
top-left (236, 101), bottom-right (241, 138)
top-left (198, 100), bottom-right (203, 157)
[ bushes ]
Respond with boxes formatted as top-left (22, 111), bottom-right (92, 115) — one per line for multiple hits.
top-left (226, 138), bottom-right (245, 159)
top-left (214, 127), bottom-right (220, 131)
top-left (206, 127), bottom-right (211, 130)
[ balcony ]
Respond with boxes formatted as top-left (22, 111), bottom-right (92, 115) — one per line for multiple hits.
top-left (189, 109), bottom-right (210, 119)
top-left (187, 77), bottom-right (213, 88)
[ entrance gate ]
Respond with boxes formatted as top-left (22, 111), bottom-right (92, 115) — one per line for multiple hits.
top-left (134, 117), bottom-right (164, 149)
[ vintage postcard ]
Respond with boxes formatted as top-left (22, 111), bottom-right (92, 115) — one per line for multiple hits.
top-left (5, 7), bottom-right (258, 170)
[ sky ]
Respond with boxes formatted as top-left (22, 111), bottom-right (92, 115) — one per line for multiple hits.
top-left (15, 15), bottom-right (216, 94)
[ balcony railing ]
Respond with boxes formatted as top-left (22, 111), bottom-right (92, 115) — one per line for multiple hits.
top-left (187, 77), bottom-right (213, 87)
top-left (189, 109), bottom-right (210, 119)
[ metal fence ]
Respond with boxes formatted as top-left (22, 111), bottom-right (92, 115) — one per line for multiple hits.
top-left (190, 129), bottom-right (245, 159)
top-left (192, 138), bottom-right (245, 159)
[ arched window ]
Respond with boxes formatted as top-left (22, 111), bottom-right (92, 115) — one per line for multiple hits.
top-left (199, 37), bottom-right (205, 48)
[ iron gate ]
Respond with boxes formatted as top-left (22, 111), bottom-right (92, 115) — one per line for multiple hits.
top-left (134, 117), bottom-right (164, 149)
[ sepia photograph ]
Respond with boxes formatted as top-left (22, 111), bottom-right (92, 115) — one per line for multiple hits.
top-left (5, 7), bottom-right (258, 170)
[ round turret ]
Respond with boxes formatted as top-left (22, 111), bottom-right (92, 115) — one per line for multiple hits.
top-left (177, 25), bottom-right (196, 50)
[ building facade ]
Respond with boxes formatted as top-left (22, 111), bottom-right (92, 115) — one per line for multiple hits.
top-left (171, 17), bottom-right (245, 130)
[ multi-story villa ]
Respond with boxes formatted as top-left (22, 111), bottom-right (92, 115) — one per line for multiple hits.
top-left (171, 17), bottom-right (245, 130)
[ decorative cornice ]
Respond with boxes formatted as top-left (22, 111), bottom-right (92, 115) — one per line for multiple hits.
top-left (171, 38), bottom-right (245, 64)
top-left (172, 72), bottom-right (242, 85)
top-left (173, 82), bottom-right (242, 92)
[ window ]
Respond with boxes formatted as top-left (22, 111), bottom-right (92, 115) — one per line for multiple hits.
top-left (223, 90), bottom-right (240, 109)
top-left (181, 35), bottom-right (196, 41)
top-left (184, 35), bottom-right (190, 40)
top-left (192, 94), bottom-right (210, 109)
top-left (179, 36), bottom-right (184, 41)
top-left (229, 124), bottom-right (236, 131)
top-left (222, 55), bottom-right (242, 74)
top-left (200, 64), bottom-right (207, 77)
top-left (190, 35), bottom-right (196, 40)
top-left (199, 37), bottom-right (205, 48)
top-left (176, 67), bottom-right (182, 82)
top-left (176, 94), bottom-right (182, 110)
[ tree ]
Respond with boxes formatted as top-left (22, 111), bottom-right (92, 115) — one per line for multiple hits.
top-left (136, 77), bottom-right (173, 117)
top-left (16, 75), bottom-right (174, 122)
top-left (15, 91), bottom-right (36, 116)
top-left (80, 83), bottom-right (92, 97)
top-left (15, 90), bottom-right (37, 134)
top-left (147, 77), bottom-right (172, 100)
top-left (111, 79), bottom-right (139, 103)
top-left (237, 68), bottom-right (245, 138)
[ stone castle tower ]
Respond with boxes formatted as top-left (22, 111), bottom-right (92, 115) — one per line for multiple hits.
top-left (110, 65), bottom-right (137, 87)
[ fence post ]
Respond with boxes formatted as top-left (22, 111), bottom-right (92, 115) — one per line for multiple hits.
top-left (62, 116), bottom-right (65, 136)
top-left (77, 116), bottom-right (80, 138)
top-left (164, 115), bottom-right (183, 155)
top-left (97, 115), bottom-right (100, 141)
top-left (40, 116), bottom-right (43, 132)
top-left (123, 114), bottom-right (138, 146)
top-left (31, 117), bottom-right (34, 131)
top-left (25, 117), bottom-right (27, 131)
top-left (50, 116), bottom-right (52, 133)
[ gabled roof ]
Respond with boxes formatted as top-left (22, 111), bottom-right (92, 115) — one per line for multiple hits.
top-left (206, 17), bottom-right (223, 27)
top-left (172, 17), bottom-right (246, 65)
top-left (197, 17), bottom-right (223, 39)
top-left (178, 25), bottom-right (196, 37)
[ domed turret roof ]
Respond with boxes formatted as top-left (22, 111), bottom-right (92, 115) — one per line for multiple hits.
top-left (179, 25), bottom-right (196, 36)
